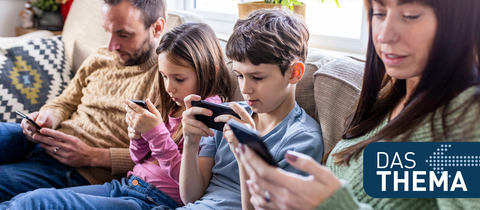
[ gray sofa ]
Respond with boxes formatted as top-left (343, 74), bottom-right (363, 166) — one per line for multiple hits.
top-left (1, 0), bottom-right (365, 155)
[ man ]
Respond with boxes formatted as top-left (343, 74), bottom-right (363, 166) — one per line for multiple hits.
top-left (0, 0), bottom-right (166, 202)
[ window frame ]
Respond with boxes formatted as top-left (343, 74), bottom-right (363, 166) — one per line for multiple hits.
top-left (181, 0), bottom-right (368, 55)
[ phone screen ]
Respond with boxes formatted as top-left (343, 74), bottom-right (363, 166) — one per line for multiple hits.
top-left (128, 99), bottom-right (148, 110)
top-left (15, 111), bottom-right (42, 131)
top-left (192, 100), bottom-right (240, 131)
top-left (227, 120), bottom-right (278, 167)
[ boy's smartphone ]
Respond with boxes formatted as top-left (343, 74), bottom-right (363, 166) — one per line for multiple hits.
top-left (128, 99), bottom-right (148, 110)
top-left (15, 111), bottom-right (42, 131)
top-left (227, 120), bottom-right (278, 167)
top-left (191, 100), bottom-right (240, 131)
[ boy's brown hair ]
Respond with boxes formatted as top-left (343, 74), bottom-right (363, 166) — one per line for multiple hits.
top-left (226, 9), bottom-right (309, 75)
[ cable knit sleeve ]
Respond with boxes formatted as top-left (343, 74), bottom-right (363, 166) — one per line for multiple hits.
top-left (141, 123), bottom-right (183, 182)
top-left (316, 180), bottom-right (373, 210)
top-left (39, 52), bottom-right (97, 129)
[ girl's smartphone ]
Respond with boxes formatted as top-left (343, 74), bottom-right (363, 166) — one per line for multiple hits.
top-left (191, 100), bottom-right (241, 131)
top-left (15, 111), bottom-right (42, 131)
top-left (128, 99), bottom-right (148, 110)
top-left (227, 119), bottom-right (278, 167)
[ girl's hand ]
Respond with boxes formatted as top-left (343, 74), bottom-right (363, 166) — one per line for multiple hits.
top-left (216, 103), bottom-right (255, 155)
top-left (127, 126), bottom-right (142, 140)
top-left (125, 99), bottom-right (163, 134)
top-left (182, 94), bottom-right (215, 147)
top-left (237, 146), bottom-right (341, 210)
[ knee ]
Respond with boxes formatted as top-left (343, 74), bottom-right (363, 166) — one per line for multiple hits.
top-left (8, 188), bottom-right (59, 208)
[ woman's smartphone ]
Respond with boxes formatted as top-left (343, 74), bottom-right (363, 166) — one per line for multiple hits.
top-left (227, 120), bottom-right (278, 167)
top-left (191, 100), bottom-right (241, 131)
top-left (128, 99), bottom-right (148, 110)
top-left (15, 111), bottom-right (42, 131)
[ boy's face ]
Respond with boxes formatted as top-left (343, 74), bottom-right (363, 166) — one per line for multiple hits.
top-left (233, 59), bottom-right (292, 114)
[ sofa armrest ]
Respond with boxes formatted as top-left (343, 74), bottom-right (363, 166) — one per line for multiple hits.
top-left (314, 56), bottom-right (364, 154)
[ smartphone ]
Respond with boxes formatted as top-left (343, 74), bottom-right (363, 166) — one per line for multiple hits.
top-left (15, 111), bottom-right (42, 131)
top-left (227, 120), bottom-right (278, 167)
top-left (191, 100), bottom-right (241, 131)
top-left (128, 99), bottom-right (148, 110)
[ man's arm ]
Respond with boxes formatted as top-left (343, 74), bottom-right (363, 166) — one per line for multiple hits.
top-left (39, 52), bottom-right (99, 128)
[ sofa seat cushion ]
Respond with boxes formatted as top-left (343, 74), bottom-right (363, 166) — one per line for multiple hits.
top-left (314, 56), bottom-right (364, 154)
top-left (0, 36), bottom-right (72, 122)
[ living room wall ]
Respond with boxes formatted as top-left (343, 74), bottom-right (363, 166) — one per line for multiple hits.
top-left (0, 0), bottom-right (28, 37)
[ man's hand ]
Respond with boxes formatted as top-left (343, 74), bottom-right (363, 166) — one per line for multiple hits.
top-left (34, 128), bottom-right (111, 169)
top-left (21, 111), bottom-right (54, 143)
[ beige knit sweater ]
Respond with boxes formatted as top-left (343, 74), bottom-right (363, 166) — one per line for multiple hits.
top-left (40, 47), bottom-right (161, 184)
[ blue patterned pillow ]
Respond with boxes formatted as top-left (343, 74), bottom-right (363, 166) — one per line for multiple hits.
top-left (0, 36), bottom-right (72, 123)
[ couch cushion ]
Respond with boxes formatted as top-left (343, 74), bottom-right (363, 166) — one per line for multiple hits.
top-left (314, 56), bottom-right (364, 154)
top-left (0, 36), bottom-right (72, 122)
top-left (62, 0), bottom-right (205, 74)
top-left (225, 47), bottom-right (336, 120)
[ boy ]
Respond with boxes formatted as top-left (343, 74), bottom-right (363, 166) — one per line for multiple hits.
top-left (179, 9), bottom-right (323, 209)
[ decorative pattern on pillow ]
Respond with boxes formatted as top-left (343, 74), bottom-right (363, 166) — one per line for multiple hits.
top-left (0, 36), bottom-right (71, 123)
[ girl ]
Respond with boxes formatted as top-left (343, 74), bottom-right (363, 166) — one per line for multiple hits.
top-left (0, 22), bottom-right (232, 210)
top-left (237, 0), bottom-right (480, 209)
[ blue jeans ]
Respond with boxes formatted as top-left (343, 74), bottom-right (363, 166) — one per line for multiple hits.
top-left (0, 123), bottom-right (90, 202)
top-left (0, 176), bottom-right (181, 210)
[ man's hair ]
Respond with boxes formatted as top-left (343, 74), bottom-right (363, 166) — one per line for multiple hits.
top-left (226, 9), bottom-right (309, 75)
top-left (104, 0), bottom-right (166, 29)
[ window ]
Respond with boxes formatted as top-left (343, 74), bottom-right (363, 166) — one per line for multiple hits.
top-left (183, 0), bottom-right (368, 55)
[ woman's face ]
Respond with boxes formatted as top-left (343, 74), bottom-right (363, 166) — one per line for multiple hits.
top-left (372, 0), bottom-right (437, 82)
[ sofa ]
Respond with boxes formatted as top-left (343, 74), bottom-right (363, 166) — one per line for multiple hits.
top-left (0, 0), bottom-right (364, 155)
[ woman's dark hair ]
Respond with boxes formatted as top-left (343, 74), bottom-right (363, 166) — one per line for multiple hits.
top-left (331, 0), bottom-right (480, 165)
top-left (156, 22), bottom-right (233, 144)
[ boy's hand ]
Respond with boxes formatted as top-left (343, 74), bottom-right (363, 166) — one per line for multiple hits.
top-left (124, 99), bottom-right (163, 134)
top-left (182, 94), bottom-right (215, 147)
top-left (215, 103), bottom-right (255, 155)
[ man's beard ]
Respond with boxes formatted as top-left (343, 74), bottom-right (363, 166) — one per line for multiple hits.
top-left (117, 35), bottom-right (156, 66)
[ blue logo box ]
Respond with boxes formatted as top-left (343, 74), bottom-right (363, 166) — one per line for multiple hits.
top-left (364, 142), bottom-right (480, 198)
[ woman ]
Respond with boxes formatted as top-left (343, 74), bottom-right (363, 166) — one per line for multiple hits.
top-left (236, 0), bottom-right (480, 209)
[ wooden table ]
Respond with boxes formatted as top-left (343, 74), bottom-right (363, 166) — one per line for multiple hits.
top-left (16, 27), bottom-right (63, 37)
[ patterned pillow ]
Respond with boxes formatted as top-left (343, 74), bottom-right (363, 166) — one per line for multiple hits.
top-left (0, 36), bottom-right (72, 123)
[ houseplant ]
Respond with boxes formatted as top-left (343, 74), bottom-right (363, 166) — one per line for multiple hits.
top-left (31, 0), bottom-right (64, 30)
top-left (238, 0), bottom-right (339, 19)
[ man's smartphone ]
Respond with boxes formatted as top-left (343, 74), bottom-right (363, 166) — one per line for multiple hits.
top-left (15, 111), bottom-right (42, 131)
top-left (227, 120), bottom-right (278, 167)
top-left (191, 100), bottom-right (241, 131)
top-left (128, 99), bottom-right (148, 110)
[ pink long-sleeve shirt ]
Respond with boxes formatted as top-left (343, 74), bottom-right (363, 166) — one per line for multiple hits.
top-left (128, 96), bottom-right (221, 205)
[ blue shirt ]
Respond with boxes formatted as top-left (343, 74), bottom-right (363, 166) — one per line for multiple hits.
top-left (178, 102), bottom-right (323, 209)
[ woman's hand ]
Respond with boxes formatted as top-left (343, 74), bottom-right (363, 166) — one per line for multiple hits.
top-left (124, 98), bottom-right (163, 134)
top-left (216, 102), bottom-right (255, 155)
top-left (237, 146), bottom-right (341, 210)
top-left (182, 94), bottom-right (215, 147)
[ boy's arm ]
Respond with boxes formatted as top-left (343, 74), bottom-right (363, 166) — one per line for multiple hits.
top-left (179, 136), bottom-right (214, 204)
